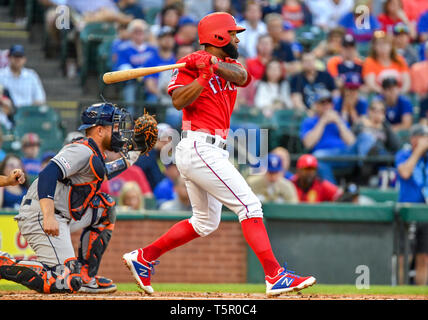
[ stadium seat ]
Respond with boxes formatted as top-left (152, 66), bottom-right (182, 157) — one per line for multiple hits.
top-left (270, 109), bottom-right (306, 153)
top-left (359, 187), bottom-right (398, 203)
top-left (230, 107), bottom-right (269, 128)
top-left (79, 22), bottom-right (117, 87)
top-left (13, 105), bottom-right (64, 153)
top-left (97, 39), bottom-right (114, 90)
top-left (295, 25), bottom-right (326, 51)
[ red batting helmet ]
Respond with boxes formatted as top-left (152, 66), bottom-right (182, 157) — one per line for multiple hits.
top-left (198, 12), bottom-right (246, 47)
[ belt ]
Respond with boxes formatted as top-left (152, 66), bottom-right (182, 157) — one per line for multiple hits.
top-left (181, 131), bottom-right (227, 150)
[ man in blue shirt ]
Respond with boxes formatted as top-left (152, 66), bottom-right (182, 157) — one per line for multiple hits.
top-left (380, 77), bottom-right (413, 132)
top-left (114, 19), bottom-right (157, 112)
top-left (142, 26), bottom-right (176, 103)
top-left (395, 124), bottom-right (428, 285)
top-left (338, 3), bottom-right (380, 43)
top-left (300, 89), bottom-right (376, 183)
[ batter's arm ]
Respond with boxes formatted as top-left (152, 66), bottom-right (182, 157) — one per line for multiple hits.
top-left (171, 81), bottom-right (205, 110)
top-left (213, 61), bottom-right (248, 86)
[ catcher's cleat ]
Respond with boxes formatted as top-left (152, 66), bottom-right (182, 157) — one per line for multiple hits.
top-left (122, 249), bottom-right (159, 295)
top-left (79, 276), bottom-right (117, 293)
top-left (0, 251), bottom-right (16, 279)
top-left (265, 264), bottom-right (316, 297)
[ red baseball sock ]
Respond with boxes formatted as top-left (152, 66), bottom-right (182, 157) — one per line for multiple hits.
top-left (142, 219), bottom-right (200, 262)
top-left (241, 217), bottom-right (281, 278)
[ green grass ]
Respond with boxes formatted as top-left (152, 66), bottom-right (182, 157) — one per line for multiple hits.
top-left (2, 281), bottom-right (427, 296)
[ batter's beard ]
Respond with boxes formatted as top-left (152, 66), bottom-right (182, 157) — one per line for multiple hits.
top-left (221, 42), bottom-right (239, 59)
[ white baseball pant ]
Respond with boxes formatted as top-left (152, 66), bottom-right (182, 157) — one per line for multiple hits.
top-left (175, 130), bottom-right (263, 237)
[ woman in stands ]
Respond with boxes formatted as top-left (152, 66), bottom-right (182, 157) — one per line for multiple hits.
top-left (362, 30), bottom-right (410, 94)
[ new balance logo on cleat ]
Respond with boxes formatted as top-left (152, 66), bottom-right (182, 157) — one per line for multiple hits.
top-left (265, 264), bottom-right (316, 297)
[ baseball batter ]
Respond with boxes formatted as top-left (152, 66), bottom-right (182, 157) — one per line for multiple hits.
top-left (123, 12), bottom-right (316, 296)
top-left (0, 103), bottom-right (157, 294)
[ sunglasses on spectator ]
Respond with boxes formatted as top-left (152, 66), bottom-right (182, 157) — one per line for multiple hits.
top-left (318, 98), bottom-right (332, 104)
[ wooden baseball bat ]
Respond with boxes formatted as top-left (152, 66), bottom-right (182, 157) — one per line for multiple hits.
top-left (103, 62), bottom-right (186, 84)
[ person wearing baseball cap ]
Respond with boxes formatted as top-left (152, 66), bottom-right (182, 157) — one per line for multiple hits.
top-left (334, 72), bottom-right (368, 125)
top-left (290, 154), bottom-right (342, 203)
top-left (396, 123), bottom-right (428, 285)
top-left (247, 153), bottom-right (298, 203)
top-left (393, 23), bottom-right (419, 67)
top-left (380, 77), bottom-right (413, 131)
top-left (0, 44), bottom-right (46, 108)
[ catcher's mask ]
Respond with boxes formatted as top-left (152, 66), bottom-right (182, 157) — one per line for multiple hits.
top-left (79, 103), bottom-right (134, 153)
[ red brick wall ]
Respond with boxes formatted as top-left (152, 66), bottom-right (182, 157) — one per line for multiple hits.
top-left (71, 219), bottom-right (248, 283)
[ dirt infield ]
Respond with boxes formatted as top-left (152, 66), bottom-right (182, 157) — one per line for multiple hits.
top-left (0, 290), bottom-right (426, 300)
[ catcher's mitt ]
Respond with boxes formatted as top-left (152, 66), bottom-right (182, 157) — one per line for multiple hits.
top-left (131, 110), bottom-right (158, 156)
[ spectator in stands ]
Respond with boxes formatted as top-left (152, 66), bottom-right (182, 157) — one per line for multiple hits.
top-left (174, 15), bottom-right (198, 48)
top-left (270, 146), bottom-right (293, 180)
top-left (378, 0), bottom-right (415, 38)
top-left (102, 161), bottom-right (153, 199)
top-left (183, 0), bottom-right (212, 21)
top-left (402, 0), bottom-right (428, 26)
top-left (290, 51), bottom-right (337, 111)
top-left (247, 153), bottom-right (298, 203)
top-left (40, 151), bottom-right (55, 170)
top-left (338, 0), bottom-right (380, 43)
top-left (380, 77), bottom-right (413, 132)
top-left (418, 10), bottom-right (428, 44)
top-left (312, 27), bottom-right (346, 63)
top-left (212, 0), bottom-right (242, 21)
top-left (114, 19), bottom-right (157, 110)
top-left (353, 98), bottom-right (401, 153)
top-left (0, 85), bottom-right (14, 131)
top-left (111, 23), bottom-right (131, 68)
top-left (362, 30), bottom-right (410, 94)
top-left (118, 181), bottom-right (144, 211)
top-left (66, 0), bottom-right (133, 30)
top-left (395, 124), bottom-right (428, 285)
top-left (326, 34), bottom-right (363, 89)
top-left (159, 176), bottom-right (192, 211)
top-left (280, 0), bottom-right (312, 29)
top-left (264, 13), bottom-right (298, 76)
top-left (300, 89), bottom-right (379, 183)
top-left (305, 0), bottom-right (354, 31)
top-left (393, 23), bottom-right (419, 67)
top-left (117, 0), bottom-right (145, 20)
top-left (281, 21), bottom-right (303, 59)
top-left (20, 133), bottom-right (42, 184)
top-left (154, 162), bottom-right (180, 208)
top-left (143, 26), bottom-right (176, 103)
top-left (237, 1), bottom-right (267, 59)
top-left (149, 4), bottom-right (181, 39)
top-left (334, 72), bottom-right (368, 126)
top-left (290, 154), bottom-right (343, 203)
top-left (337, 183), bottom-right (375, 204)
top-left (0, 154), bottom-right (29, 209)
top-left (410, 42), bottom-right (428, 124)
top-left (245, 34), bottom-right (274, 81)
top-left (254, 59), bottom-right (291, 118)
top-left (38, 0), bottom-right (67, 57)
top-left (0, 45), bottom-right (46, 108)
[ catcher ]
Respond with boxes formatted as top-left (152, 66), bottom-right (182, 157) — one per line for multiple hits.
top-left (0, 102), bottom-right (157, 293)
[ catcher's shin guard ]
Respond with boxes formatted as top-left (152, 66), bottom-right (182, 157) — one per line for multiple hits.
top-left (0, 258), bottom-right (82, 293)
top-left (79, 194), bottom-right (116, 281)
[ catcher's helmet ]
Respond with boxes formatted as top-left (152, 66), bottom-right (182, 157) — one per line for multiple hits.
top-left (79, 102), bottom-right (134, 153)
top-left (198, 12), bottom-right (245, 47)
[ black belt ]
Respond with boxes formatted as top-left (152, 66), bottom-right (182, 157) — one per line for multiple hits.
top-left (181, 131), bottom-right (227, 150)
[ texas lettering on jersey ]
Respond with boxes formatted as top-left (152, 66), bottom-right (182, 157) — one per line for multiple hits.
top-left (167, 52), bottom-right (251, 139)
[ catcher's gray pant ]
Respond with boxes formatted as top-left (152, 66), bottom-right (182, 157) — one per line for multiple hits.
top-left (16, 199), bottom-right (104, 267)
top-left (175, 131), bottom-right (263, 237)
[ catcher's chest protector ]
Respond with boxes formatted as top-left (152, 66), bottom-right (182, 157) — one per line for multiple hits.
top-left (62, 138), bottom-right (106, 221)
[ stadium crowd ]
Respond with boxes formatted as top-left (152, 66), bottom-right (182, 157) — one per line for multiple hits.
top-left (1, 0), bottom-right (428, 284)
